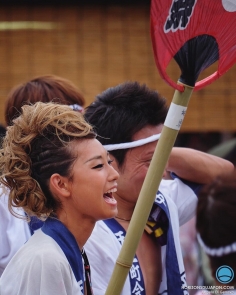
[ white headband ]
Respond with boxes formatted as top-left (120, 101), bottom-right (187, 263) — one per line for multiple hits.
top-left (103, 133), bottom-right (161, 151)
top-left (197, 234), bottom-right (236, 257)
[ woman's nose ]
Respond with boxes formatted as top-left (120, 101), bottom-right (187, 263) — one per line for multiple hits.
top-left (110, 165), bottom-right (119, 180)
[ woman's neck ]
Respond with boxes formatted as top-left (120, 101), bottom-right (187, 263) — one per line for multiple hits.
top-left (56, 209), bottom-right (95, 250)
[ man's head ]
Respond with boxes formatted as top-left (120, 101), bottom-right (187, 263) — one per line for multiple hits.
top-left (85, 81), bottom-right (168, 168)
top-left (85, 81), bottom-right (168, 204)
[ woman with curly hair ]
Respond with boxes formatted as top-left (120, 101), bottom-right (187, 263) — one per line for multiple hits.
top-left (0, 74), bottom-right (85, 276)
top-left (0, 102), bottom-right (119, 295)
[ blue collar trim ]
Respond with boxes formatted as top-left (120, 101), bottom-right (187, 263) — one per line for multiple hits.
top-left (41, 218), bottom-right (84, 290)
top-left (104, 218), bottom-right (146, 295)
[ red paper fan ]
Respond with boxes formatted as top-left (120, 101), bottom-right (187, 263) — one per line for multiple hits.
top-left (151, 0), bottom-right (236, 91)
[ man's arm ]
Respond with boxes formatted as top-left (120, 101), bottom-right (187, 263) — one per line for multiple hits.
top-left (166, 147), bottom-right (234, 184)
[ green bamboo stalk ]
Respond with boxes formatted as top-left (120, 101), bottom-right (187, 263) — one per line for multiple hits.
top-left (105, 84), bottom-right (194, 295)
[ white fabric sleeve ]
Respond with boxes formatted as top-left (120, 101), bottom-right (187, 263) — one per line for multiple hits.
top-left (0, 189), bottom-right (31, 276)
top-left (159, 178), bottom-right (198, 226)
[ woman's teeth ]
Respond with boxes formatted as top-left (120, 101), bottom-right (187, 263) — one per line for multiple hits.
top-left (105, 188), bottom-right (117, 194)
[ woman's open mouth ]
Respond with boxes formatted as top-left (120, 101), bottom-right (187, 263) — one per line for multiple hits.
top-left (103, 188), bottom-right (117, 204)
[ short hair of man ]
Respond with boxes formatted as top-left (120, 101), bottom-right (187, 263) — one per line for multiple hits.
top-left (5, 75), bottom-right (85, 126)
top-left (84, 81), bottom-right (168, 167)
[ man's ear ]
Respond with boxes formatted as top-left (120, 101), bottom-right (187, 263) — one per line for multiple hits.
top-left (49, 173), bottom-right (70, 199)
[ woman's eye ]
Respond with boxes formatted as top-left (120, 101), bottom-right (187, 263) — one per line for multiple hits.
top-left (92, 160), bottom-right (113, 169)
top-left (92, 164), bottom-right (104, 169)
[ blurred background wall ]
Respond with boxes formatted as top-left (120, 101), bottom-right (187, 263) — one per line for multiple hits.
top-left (0, 0), bottom-right (235, 151)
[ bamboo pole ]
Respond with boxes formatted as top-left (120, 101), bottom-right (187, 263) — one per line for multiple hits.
top-left (105, 84), bottom-right (194, 295)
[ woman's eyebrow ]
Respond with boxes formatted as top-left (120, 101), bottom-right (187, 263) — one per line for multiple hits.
top-left (84, 155), bottom-right (102, 164)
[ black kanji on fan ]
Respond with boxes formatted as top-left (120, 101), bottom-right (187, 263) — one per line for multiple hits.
top-left (165, 0), bottom-right (196, 32)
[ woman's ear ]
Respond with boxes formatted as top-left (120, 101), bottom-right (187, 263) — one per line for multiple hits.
top-left (49, 174), bottom-right (70, 199)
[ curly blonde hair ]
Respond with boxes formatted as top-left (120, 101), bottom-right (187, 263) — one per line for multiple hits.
top-left (0, 102), bottom-right (95, 219)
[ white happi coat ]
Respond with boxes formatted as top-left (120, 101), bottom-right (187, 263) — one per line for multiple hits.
top-left (0, 229), bottom-right (84, 295)
top-left (85, 178), bottom-right (198, 295)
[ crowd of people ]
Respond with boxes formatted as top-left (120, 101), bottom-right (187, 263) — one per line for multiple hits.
top-left (0, 76), bottom-right (235, 295)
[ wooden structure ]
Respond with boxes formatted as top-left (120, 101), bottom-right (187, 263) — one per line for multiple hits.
top-left (0, 3), bottom-right (235, 131)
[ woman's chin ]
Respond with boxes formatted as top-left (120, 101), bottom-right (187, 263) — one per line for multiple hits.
top-left (102, 207), bottom-right (118, 221)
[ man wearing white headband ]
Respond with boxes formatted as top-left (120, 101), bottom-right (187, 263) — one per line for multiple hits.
top-left (84, 81), bottom-right (234, 295)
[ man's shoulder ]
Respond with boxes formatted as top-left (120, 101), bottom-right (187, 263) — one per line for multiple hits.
top-left (159, 178), bottom-right (197, 198)
top-left (91, 219), bottom-right (115, 234)
top-left (85, 219), bottom-right (122, 253)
